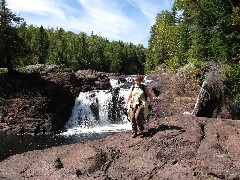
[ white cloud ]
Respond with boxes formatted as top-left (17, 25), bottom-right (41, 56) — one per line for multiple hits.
top-left (8, 0), bottom-right (57, 15)
top-left (8, 0), bottom-right (82, 31)
top-left (127, 0), bottom-right (174, 24)
top-left (77, 1), bottom-right (133, 31)
top-left (7, 0), bottom-right (173, 47)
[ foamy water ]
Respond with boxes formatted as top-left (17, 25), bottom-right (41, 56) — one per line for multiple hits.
top-left (60, 76), bottom-right (135, 136)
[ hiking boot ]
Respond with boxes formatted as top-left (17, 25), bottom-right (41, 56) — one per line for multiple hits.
top-left (132, 131), bottom-right (137, 138)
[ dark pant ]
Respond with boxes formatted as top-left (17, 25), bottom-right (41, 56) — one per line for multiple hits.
top-left (130, 104), bottom-right (144, 132)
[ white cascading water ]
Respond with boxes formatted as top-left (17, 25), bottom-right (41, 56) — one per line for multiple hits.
top-left (61, 75), bottom-right (153, 136)
top-left (61, 77), bottom-right (135, 136)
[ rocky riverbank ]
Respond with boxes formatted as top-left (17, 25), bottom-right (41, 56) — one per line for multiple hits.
top-left (0, 66), bottom-right (113, 134)
top-left (0, 65), bottom-right (239, 179)
top-left (0, 116), bottom-right (239, 179)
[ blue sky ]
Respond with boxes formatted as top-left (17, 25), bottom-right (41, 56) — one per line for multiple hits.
top-left (7, 0), bottom-right (174, 47)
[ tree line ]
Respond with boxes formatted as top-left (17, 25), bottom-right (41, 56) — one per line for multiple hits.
top-left (145, 0), bottom-right (240, 74)
top-left (145, 0), bottom-right (240, 103)
top-left (1, 0), bottom-right (240, 78)
top-left (0, 0), bottom-right (146, 74)
top-left (17, 25), bottom-right (146, 74)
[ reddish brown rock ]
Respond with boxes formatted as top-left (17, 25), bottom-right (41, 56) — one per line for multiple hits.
top-left (0, 68), bottom-right (111, 134)
top-left (0, 116), bottom-right (239, 179)
top-left (1, 66), bottom-right (240, 179)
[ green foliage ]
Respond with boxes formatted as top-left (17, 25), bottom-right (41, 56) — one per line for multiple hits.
top-left (0, 0), bottom-right (29, 71)
top-left (223, 62), bottom-right (240, 106)
top-left (145, 11), bottom-right (175, 73)
top-left (145, 11), bottom-right (189, 73)
top-left (145, 0), bottom-right (240, 96)
top-left (16, 25), bottom-right (146, 74)
top-left (0, 68), bottom-right (7, 73)
top-left (186, 58), bottom-right (205, 85)
top-left (36, 25), bottom-right (49, 64)
top-left (17, 24), bottom-right (39, 66)
top-left (224, 62), bottom-right (240, 91)
top-left (165, 56), bottom-right (184, 73)
top-left (0, 0), bottom-right (147, 74)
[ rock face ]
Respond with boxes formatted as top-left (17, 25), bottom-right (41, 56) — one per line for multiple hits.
top-left (191, 67), bottom-right (235, 119)
top-left (146, 69), bottom-right (200, 118)
top-left (0, 116), bottom-right (239, 179)
top-left (147, 67), bottom-right (237, 120)
top-left (0, 67), bottom-right (111, 134)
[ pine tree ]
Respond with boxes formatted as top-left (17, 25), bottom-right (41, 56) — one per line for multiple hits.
top-left (36, 25), bottom-right (49, 64)
top-left (0, 0), bottom-right (28, 72)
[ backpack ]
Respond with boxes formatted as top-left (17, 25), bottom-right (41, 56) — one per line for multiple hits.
top-left (132, 84), bottom-right (147, 101)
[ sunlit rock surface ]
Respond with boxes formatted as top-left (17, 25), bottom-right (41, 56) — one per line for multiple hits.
top-left (0, 116), bottom-right (239, 179)
top-left (1, 65), bottom-right (240, 179)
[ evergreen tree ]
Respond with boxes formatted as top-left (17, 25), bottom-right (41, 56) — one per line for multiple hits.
top-left (0, 0), bottom-right (28, 71)
top-left (36, 25), bottom-right (49, 64)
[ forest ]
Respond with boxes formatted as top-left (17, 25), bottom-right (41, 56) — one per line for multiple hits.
top-left (0, 0), bottom-right (240, 95)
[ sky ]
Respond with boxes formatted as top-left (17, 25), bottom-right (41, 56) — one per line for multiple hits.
top-left (7, 0), bottom-right (174, 47)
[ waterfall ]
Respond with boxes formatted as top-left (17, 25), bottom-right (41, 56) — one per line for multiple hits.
top-left (62, 76), bottom-right (135, 135)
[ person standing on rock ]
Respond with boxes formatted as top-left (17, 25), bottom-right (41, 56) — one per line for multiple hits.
top-left (124, 74), bottom-right (155, 138)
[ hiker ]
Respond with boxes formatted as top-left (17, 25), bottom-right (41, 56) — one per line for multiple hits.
top-left (124, 74), bottom-right (155, 138)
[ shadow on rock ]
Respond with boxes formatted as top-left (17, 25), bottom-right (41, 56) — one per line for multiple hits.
top-left (0, 71), bottom-right (76, 134)
top-left (142, 124), bottom-right (185, 138)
